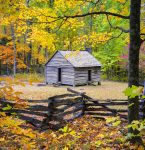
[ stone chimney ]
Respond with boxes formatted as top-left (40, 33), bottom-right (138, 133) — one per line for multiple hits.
top-left (85, 47), bottom-right (92, 54)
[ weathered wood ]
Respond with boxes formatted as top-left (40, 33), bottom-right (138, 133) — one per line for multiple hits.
top-left (46, 94), bottom-right (85, 127)
top-left (53, 102), bottom-right (84, 113)
top-left (45, 51), bottom-right (101, 86)
top-left (46, 66), bottom-right (75, 85)
top-left (139, 82), bottom-right (145, 119)
top-left (74, 67), bottom-right (101, 85)
top-left (86, 107), bottom-right (128, 112)
top-left (85, 112), bottom-right (115, 116)
top-left (67, 88), bottom-right (86, 96)
top-left (86, 101), bottom-right (128, 105)
top-left (67, 88), bottom-right (127, 118)
top-left (67, 88), bottom-right (116, 112)
top-left (48, 94), bottom-right (78, 100)
top-left (46, 52), bottom-right (73, 67)
top-left (106, 99), bottom-right (128, 102)
top-left (52, 106), bottom-right (84, 117)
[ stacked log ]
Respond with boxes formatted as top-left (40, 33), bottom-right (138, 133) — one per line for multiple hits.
top-left (46, 94), bottom-right (85, 129)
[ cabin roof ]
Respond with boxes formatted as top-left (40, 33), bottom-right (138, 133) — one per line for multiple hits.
top-left (46, 50), bottom-right (102, 67)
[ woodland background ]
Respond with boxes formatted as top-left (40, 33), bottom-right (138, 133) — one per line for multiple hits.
top-left (0, 0), bottom-right (144, 81)
top-left (0, 0), bottom-right (145, 149)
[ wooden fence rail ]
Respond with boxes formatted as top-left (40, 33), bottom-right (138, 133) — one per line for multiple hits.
top-left (67, 88), bottom-right (145, 120)
top-left (42, 88), bottom-right (145, 129)
top-left (1, 88), bottom-right (144, 130)
top-left (67, 88), bottom-right (128, 119)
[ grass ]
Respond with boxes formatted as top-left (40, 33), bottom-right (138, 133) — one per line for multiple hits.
top-left (15, 73), bottom-right (45, 83)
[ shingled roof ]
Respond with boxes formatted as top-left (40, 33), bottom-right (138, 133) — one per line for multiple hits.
top-left (59, 50), bottom-right (101, 67)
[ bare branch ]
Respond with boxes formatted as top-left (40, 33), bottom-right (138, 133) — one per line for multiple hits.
top-left (106, 15), bottom-right (129, 33)
top-left (63, 11), bottom-right (130, 20)
top-left (53, 18), bottom-right (68, 33)
top-left (19, 18), bottom-right (62, 24)
top-left (84, 0), bottom-right (101, 6)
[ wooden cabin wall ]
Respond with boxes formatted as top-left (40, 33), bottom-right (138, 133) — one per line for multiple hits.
top-left (74, 67), bottom-right (101, 85)
top-left (45, 66), bottom-right (58, 84)
top-left (45, 67), bottom-right (75, 85)
top-left (46, 52), bottom-right (72, 67)
top-left (45, 52), bottom-right (75, 85)
top-left (91, 67), bottom-right (101, 82)
top-left (61, 67), bottom-right (75, 85)
top-left (45, 51), bottom-right (101, 86)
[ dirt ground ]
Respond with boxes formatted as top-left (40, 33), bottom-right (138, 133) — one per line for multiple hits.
top-left (13, 81), bottom-right (128, 101)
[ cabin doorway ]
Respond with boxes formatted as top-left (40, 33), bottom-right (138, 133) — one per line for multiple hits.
top-left (88, 70), bottom-right (92, 81)
top-left (58, 68), bottom-right (62, 82)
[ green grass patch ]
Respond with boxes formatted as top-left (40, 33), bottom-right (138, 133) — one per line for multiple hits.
top-left (15, 73), bottom-right (45, 83)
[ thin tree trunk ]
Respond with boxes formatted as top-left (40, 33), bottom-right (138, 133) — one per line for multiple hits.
top-left (25, 0), bottom-right (32, 73)
top-left (11, 24), bottom-right (16, 77)
top-left (128, 0), bottom-right (141, 142)
top-left (26, 0), bottom-right (30, 7)
top-left (49, 0), bottom-right (54, 7)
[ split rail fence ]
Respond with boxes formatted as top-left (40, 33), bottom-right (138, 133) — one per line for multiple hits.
top-left (46, 88), bottom-right (145, 129)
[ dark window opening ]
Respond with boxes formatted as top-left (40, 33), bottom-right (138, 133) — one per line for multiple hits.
top-left (58, 68), bottom-right (62, 82)
top-left (88, 70), bottom-right (92, 81)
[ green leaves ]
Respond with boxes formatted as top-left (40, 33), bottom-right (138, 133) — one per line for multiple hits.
top-left (106, 116), bottom-right (121, 127)
top-left (59, 125), bottom-right (77, 136)
top-left (95, 140), bottom-right (103, 147)
top-left (123, 85), bottom-right (143, 98)
top-left (127, 120), bottom-right (140, 130)
top-left (126, 119), bottom-right (145, 141)
top-left (2, 104), bottom-right (12, 111)
top-left (59, 125), bottom-right (70, 133)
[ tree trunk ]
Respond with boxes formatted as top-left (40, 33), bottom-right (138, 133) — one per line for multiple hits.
top-left (49, 0), bottom-right (54, 7)
top-left (128, 0), bottom-right (141, 141)
top-left (11, 24), bottom-right (17, 77)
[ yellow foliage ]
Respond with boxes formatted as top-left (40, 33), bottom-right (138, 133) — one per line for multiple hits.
top-left (115, 0), bottom-right (126, 3)
top-left (121, 7), bottom-right (129, 15)
top-left (30, 27), bottom-right (55, 49)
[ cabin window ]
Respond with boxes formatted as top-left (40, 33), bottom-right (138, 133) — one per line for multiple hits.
top-left (88, 70), bottom-right (92, 81)
top-left (58, 68), bottom-right (62, 82)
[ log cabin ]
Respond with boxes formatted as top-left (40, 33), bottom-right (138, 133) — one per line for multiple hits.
top-left (45, 49), bottom-right (101, 86)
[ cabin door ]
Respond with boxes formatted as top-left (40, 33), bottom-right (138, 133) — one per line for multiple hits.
top-left (88, 70), bottom-right (92, 81)
top-left (58, 68), bottom-right (62, 82)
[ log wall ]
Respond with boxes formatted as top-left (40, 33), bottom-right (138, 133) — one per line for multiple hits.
top-left (45, 51), bottom-right (101, 86)
top-left (74, 67), bottom-right (101, 85)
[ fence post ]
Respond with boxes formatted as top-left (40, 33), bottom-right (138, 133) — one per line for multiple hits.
top-left (139, 81), bottom-right (145, 119)
top-left (82, 96), bottom-right (86, 115)
top-left (143, 81), bottom-right (145, 95)
top-left (47, 98), bottom-right (53, 122)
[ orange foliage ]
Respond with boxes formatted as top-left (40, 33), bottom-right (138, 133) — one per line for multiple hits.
top-left (0, 45), bottom-right (13, 65)
top-left (0, 45), bottom-right (27, 69)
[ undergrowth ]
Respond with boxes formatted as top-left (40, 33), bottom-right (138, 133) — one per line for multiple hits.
top-left (15, 73), bottom-right (45, 83)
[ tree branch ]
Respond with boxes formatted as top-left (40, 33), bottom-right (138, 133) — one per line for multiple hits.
top-left (53, 18), bottom-right (68, 33)
top-left (19, 18), bottom-right (62, 24)
top-left (107, 30), bottom-right (123, 43)
top-left (106, 14), bottom-right (129, 33)
top-left (140, 33), bottom-right (145, 36)
top-left (63, 11), bottom-right (130, 20)
top-left (84, 0), bottom-right (101, 6)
